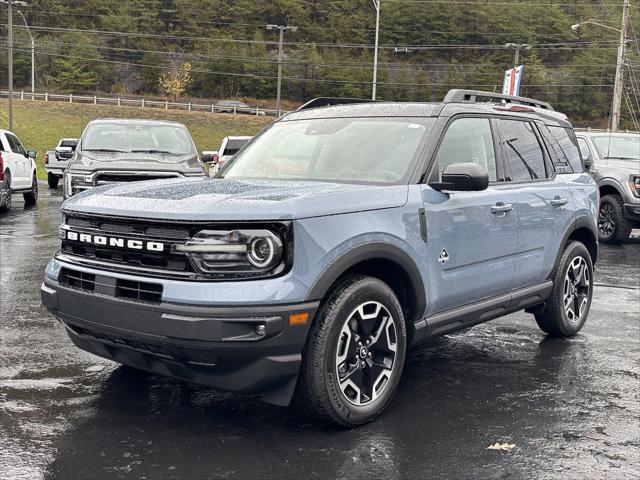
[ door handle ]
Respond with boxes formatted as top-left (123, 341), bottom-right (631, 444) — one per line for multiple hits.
top-left (491, 202), bottom-right (513, 214)
top-left (550, 196), bottom-right (569, 207)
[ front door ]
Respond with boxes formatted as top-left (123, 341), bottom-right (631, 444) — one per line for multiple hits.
top-left (5, 133), bottom-right (29, 188)
top-left (421, 116), bottom-right (518, 314)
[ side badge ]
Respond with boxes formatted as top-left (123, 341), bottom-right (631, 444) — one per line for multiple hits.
top-left (438, 248), bottom-right (449, 264)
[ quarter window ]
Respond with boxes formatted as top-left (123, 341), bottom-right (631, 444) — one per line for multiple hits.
top-left (497, 119), bottom-right (547, 181)
top-left (434, 117), bottom-right (498, 182)
top-left (549, 126), bottom-right (583, 173)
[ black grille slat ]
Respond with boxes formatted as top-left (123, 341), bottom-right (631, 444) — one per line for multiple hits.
top-left (116, 279), bottom-right (163, 303)
top-left (60, 268), bottom-right (96, 292)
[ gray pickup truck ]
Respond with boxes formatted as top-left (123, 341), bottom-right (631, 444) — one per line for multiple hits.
top-left (63, 119), bottom-right (206, 198)
top-left (45, 138), bottom-right (79, 189)
top-left (575, 130), bottom-right (640, 242)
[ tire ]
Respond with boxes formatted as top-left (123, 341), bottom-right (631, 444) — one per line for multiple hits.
top-left (0, 172), bottom-right (11, 213)
top-left (47, 172), bottom-right (59, 189)
top-left (299, 275), bottom-right (407, 427)
top-left (535, 241), bottom-right (594, 337)
top-left (598, 194), bottom-right (632, 243)
top-left (23, 173), bottom-right (38, 205)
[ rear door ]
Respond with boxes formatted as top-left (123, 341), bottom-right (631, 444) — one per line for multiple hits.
top-left (5, 133), bottom-right (29, 188)
top-left (421, 116), bottom-right (518, 313)
top-left (495, 118), bottom-right (575, 287)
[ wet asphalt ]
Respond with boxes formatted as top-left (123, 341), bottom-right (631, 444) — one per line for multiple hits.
top-left (0, 186), bottom-right (639, 480)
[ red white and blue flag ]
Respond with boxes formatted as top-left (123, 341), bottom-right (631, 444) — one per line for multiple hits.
top-left (502, 65), bottom-right (524, 96)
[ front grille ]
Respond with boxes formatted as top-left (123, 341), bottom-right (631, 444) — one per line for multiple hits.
top-left (61, 215), bottom-right (196, 278)
top-left (95, 173), bottom-right (181, 185)
top-left (60, 268), bottom-right (96, 292)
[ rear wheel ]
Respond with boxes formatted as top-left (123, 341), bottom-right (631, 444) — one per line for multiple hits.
top-left (598, 194), bottom-right (632, 243)
top-left (47, 172), bottom-right (59, 189)
top-left (535, 241), bottom-right (593, 337)
top-left (23, 173), bottom-right (38, 205)
top-left (299, 275), bottom-right (407, 427)
top-left (0, 172), bottom-right (11, 213)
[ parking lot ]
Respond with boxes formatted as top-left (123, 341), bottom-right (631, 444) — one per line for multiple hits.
top-left (1, 186), bottom-right (638, 479)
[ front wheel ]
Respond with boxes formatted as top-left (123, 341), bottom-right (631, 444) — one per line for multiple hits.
top-left (23, 173), bottom-right (38, 205)
top-left (299, 275), bottom-right (407, 427)
top-left (0, 172), bottom-right (12, 213)
top-left (535, 241), bottom-right (593, 337)
top-left (598, 194), bottom-right (632, 243)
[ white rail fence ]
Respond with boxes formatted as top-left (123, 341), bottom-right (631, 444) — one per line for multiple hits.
top-left (0, 90), bottom-right (280, 117)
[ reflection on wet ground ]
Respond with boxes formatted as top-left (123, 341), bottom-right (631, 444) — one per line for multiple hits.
top-left (1, 188), bottom-right (639, 479)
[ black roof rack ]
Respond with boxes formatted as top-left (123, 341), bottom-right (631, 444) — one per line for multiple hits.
top-left (297, 97), bottom-right (377, 111)
top-left (443, 89), bottom-right (554, 111)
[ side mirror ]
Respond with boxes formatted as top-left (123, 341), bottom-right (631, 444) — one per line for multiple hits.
top-left (582, 156), bottom-right (593, 171)
top-left (430, 162), bottom-right (489, 192)
top-left (27, 150), bottom-right (37, 159)
top-left (201, 151), bottom-right (219, 164)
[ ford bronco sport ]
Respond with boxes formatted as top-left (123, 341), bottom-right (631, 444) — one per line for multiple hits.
top-left (42, 90), bottom-right (598, 426)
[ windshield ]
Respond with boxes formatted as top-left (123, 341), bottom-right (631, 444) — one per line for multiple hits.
top-left (221, 117), bottom-right (435, 184)
top-left (591, 134), bottom-right (640, 161)
top-left (82, 123), bottom-right (195, 156)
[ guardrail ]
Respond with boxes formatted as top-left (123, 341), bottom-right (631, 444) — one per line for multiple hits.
top-left (0, 90), bottom-right (281, 117)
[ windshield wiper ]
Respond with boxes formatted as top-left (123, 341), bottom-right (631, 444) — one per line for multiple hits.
top-left (83, 148), bottom-right (129, 153)
top-left (129, 149), bottom-right (175, 154)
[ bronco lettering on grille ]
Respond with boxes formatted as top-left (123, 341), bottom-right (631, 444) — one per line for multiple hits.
top-left (65, 230), bottom-right (165, 252)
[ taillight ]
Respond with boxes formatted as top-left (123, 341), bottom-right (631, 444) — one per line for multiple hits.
top-left (0, 152), bottom-right (4, 181)
top-left (44, 153), bottom-right (49, 165)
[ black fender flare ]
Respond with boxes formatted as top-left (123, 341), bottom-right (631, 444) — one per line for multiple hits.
top-left (550, 216), bottom-right (599, 278)
top-left (305, 241), bottom-right (427, 323)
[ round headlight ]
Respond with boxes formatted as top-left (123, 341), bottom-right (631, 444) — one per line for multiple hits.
top-left (247, 236), bottom-right (276, 268)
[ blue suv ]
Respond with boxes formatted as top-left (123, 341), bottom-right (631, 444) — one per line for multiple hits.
top-left (42, 90), bottom-right (598, 426)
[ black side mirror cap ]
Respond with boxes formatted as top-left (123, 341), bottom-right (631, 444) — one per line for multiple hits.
top-left (430, 162), bottom-right (489, 192)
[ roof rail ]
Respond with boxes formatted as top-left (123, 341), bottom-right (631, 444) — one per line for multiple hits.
top-left (297, 97), bottom-right (377, 111)
top-left (443, 89), bottom-right (554, 111)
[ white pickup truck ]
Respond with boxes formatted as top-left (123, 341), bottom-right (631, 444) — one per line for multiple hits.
top-left (45, 138), bottom-right (79, 188)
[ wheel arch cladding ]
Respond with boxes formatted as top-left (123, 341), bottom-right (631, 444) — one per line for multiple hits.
top-left (598, 181), bottom-right (623, 198)
top-left (551, 218), bottom-right (598, 278)
top-left (306, 242), bottom-right (427, 341)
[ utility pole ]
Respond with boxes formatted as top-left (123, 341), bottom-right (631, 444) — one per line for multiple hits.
top-left (266, 24), bottom-right (297, 117)
top-left (611, 0), bottom-right (630, 132)
top-left (1, 0), bottom-right (28, 131)
top-left (504, 42), bottom-right (532, 68)
top-left (16, 10), bottom-right (34, 94)
top-left (372, 0), bottom-right (381, 100)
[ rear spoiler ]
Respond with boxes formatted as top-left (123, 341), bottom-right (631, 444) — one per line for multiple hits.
top-left (297, 97), bottom-right (377, 111)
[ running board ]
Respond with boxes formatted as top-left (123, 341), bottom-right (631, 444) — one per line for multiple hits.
top-left (412, 281), bottom-right (553, 344)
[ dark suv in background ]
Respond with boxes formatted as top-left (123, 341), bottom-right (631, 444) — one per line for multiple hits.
top-left (64, 119), bottom-right (206, 198)
top-left (575, 130), bottom-right (640, 242)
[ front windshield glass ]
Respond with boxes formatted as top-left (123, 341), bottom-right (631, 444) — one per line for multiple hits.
top-left (82, 123), bottom-right (195, 156)
top-left (591, 134), bottom-right (640, 160)
top-left (221, 117), bottom-right (435, 184)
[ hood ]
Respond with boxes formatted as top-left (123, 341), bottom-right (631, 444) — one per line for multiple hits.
top-left (69, 151), bottom-right (202, 173)
top-left (62, 177), bottom-right (409, 221)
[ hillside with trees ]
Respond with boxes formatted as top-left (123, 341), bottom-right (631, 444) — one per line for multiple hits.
top-left (0, 0), bottom-right (639, 127)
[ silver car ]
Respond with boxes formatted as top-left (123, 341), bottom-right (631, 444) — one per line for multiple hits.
top-left (575, 130), bottom-right (640, 242)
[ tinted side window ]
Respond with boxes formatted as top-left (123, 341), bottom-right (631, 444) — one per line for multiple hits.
top-left (539, 124), bottom-right (572, 174)
top-left (549, 126), bottom-right (583, 173)
top-left (0, 136), bottom-right (6, 151)
top-left (497, 119), bottom-right (547, 181)
top-left (577, 137), bottom-right (591, 161)
top-left (435, 117), bottom-right (497, 182)
top-left (7, 134), bottom-right (26, 156)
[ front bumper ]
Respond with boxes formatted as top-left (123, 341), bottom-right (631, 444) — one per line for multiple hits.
top-left (623, 203), bottom-right (640, 223)
top-left (41, 276), bottom-right (318, 406)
